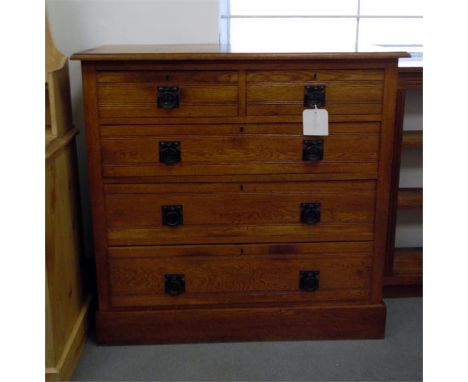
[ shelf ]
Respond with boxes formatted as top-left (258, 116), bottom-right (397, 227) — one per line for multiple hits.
top-left (402, 131), bottom-right (422, 148)
top-left (384, 248), bottom-right (422, 286)
top-left (398, 188), bottom-right (422, 209)
top-left (398, 67), bottom-right (423, 90)
top-left (46, 126), bottom-right (79, 160)
top-left (384, 67), bottom-right (423, 298)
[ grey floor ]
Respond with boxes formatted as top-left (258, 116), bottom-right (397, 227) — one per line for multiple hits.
top-left (72, 298), bottom-right (422, 381)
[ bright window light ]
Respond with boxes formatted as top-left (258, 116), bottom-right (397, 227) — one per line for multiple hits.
top-left (220, 0), bottom-right (423, 61)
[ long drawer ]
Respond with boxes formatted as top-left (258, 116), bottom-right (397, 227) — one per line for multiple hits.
top-left (108, 242), bottom-right (373, 308)
top-left (105, 181), bottom-right (376, 246)
top-left (100, 122), bottom-right (380, 178)
top-left (97, 70), bottom-right (239, 118)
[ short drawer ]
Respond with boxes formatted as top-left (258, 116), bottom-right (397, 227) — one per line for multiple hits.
top-left (97, 70), bottom-right (239, 118)
top-left (108, 242), bottom-right (373, 308)
top-left (105, 181), bottom-right (376, 246)
top-left (100, 122), bottom-right (379, 178)
top-left (246, 70), bottom-right (384, 118)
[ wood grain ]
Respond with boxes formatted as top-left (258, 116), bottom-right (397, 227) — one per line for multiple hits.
top-left (238, 70), bottom-right (246, 117)
top-left (246, 69), bottom-right (385, 82)
top-left (101, 134), bottom-right (379, 178)
top-left (384, 66), bottom-right (423, 288)
top-left (393, 248), bottom-right (423, 275)
top-left (246, 72), bottom-right (383, 118)
top-left (46, 12), bottom-right (66, 75)
top-left (102, 172), bottom-right (380, 184)
top-left (70, 44), bottom-right (408, 61)
top-left (398, 188), bottom-right (423, 208)
top-left (107, 224), bottom-right (374, 246)
top-left (105, 181), bottom-right (375, 228)
top-left (98, 84), bottom-right (238, 104)
top-left (46, 143), bottom-right (85, 371)
top-left (398, 67), bottom-right (423, 90)
top-left (98, 114), bottom-right (383, 125)
top-left (74, 48), bottom-right (403, 343)
top-left (103, 162), bottom-right (378, 178)
top-left (97, 70), bottom-right (238, 84)
top-left (383, 248), bottom-right (422, 286)
top-left (247, 103), bottom-right (382, 117)
top-left (46, 126), bottom-right (79, 160)
top-left (105, 181), bottom-right (376, 246)
top-left (384, 90), bottom-right (406, 275)
top-left (101, 134), bottom-right (378, 164)
top-left (46, 18), bottom-right (89, 378)
top-left (99, 104), bottom-right (238, 119)
top-left (247, 81), bottom-right (383, 103)
top-left (107, 241), bottom-right (374, 259)
top-left (92, 60), bottom-right (405, 72)
top-left (104, 180), bottom-right (376, 194)
top-left (46, 297), bottom-right (91, 382)
top-left (100, 122), bottom-right (381, 136)
top-left (46, 63), bottom-right (73, 138)
top-left (109, 253), bottom-right (372, 307)
top-left (97, 69), bottom-right (239, 118)
top-left (402, 130), bottom-right (423, 148)
top-left (370, 61), bottom-right (399, 303)
top-left (96, 304), bottom-right (386, 344)
top-left (81, 63), bottom-right (111, 309)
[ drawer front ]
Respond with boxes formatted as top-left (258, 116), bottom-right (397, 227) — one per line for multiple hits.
top-left (97, 70), bottom-right (239, 118)
top-left (105, 181), bottom-right (376, 246)
top-left (246, 70), bottom-right (384, 118)
top-left (101, 123), bottom-right (379, 178)
top-left (108, 242), bottom-right (373, 308)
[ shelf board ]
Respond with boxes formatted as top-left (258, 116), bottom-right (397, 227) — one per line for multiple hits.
top-left (402, 130), bottom-right (423, 148)
top-left (398, 67), bottom-right (423, 90)
top-left (398, 188), bottom-right (422, 209)
top-left (384, 247), bottom-right (422, 286)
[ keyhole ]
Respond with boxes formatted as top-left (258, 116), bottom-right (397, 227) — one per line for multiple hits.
top-left (240, 126), bottom-right (244, 133)
top-left (240, 248), bottom-right (244, 255)
top-left (313, 73), bottom-right (317, 80)
top-left (240, 184), bottom-right (244, 192)
top-left (165, 74), bottom-right (170, 81)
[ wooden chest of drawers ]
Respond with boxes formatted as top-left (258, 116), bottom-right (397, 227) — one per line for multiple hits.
top-left (72, 45), bottom-right (407, 344)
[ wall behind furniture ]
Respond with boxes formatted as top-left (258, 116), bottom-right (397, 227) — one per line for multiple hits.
top-left (46, 0), bottom-right (220, 258)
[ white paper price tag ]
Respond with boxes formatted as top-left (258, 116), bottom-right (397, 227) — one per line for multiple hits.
top-left (303, 108), bottom-right (329, 136)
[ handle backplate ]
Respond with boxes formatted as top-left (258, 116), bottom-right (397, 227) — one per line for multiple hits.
top-left (299, 270), bottom-right (320, 292)
top-left (162, 204), bottom-right (183, 227)
top-left (159, 141), bottom-right (181, 165)
top-left (157, 86), bottom-right (180, 109)
top-left (303, 139), bottom-right (324, 161)
top-left (300, 202), bottom-right (321, 225)
top-left (304, 85), bottom-right (326, 108)
top-left (165, 274), bottom-right (185, 296)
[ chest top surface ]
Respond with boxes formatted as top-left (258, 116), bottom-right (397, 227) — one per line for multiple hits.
top-left (71, 44), bottom-right (409, 62)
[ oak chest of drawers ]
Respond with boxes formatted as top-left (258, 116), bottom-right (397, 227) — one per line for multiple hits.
top-left (72, 45), bottom-right (407, 344)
